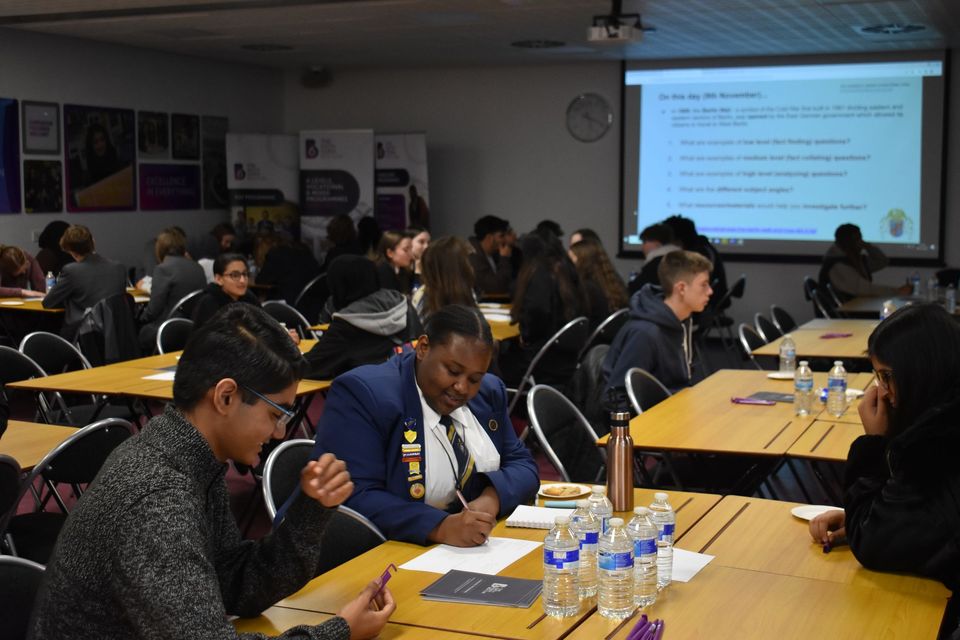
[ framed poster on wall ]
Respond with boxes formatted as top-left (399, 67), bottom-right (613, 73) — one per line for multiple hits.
top-left (64, 104), bottom-right (136, 212)
top-left (0, 98), bottom-right (20, 213)
top-left (22, 101), bottom-right (60, 155)
top-left (24, 160), bottom-right (63, 213)
top-left (171, 113), bottom-right (200, 160)
top-left (138, 111), bottom-right (169, 159)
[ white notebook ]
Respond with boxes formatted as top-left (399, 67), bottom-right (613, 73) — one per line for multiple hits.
top-left (505, 505), bottom-right (572, 529)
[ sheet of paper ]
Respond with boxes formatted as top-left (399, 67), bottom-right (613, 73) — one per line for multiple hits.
top-left (400, 537), bottom-right (542, 575)
top-left (482, 312), bottom-right (513, 322)
top-left (142, 371), bottom-right (176, 381)
top-left (133, 295), bottom-right (150, 303)
top-left (671, 547), bottom-right (714, 582)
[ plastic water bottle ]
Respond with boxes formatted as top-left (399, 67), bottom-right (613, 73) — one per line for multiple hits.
top-left (826, 360), bottom-right (848, 417)
top-left (597, 517), bottom-right (634, 619)
top-left (588, 485), bottom-right (614, 534)
top-left (947, 285), bottom-right (957, 314)
top-left (45, 271), bottom-right (56, 292)
top-left (542, 515), bottom-right (580, 617)
top-left (778, 334), bottom-right (796, 372)
top-left (927, 275), bottom-right (940, 302)
top-left (627, 507), bottom-right (658, 608)
top-left (570, 499), bottom-right (599, 598)
top-left (910, 271), bottom-right (921, 296)
top-left (880, 300), bottom-right (897, 319)
top-left (794, 360), bottom-right (815, 417)
top-left (649, 492), bottom-right (675, 588)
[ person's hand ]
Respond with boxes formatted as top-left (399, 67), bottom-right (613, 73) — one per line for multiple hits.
top-left (430, 509), bottom-right (496, 547)
top-left (337, 581), bottom-right (395, 640)
top-left (21, 289), bottom-right (44, 298)
top-left (300, 453), bottom-right (353, 508)
top-left (809, 509), bottom-right (846, 546)
top-left (287, 328), bottom-right (301, 345)
top-left (498, 242), bottom-right (512, 258)
top-left (859, 383), bottom-right (890, 437)
top-left (897, 284), bottom-right (913, 296)
top-left (467, 486), bottom-right (500, 519)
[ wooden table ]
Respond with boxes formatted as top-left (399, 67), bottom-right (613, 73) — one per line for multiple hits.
top-left (570, 495), bottom-right (949, 639)
top-left (0, 420), bottom-right (78, 470)
top-left (0, 297), bottom-right (61, 313)
top-left (601, 370), bottom-right (866, 457)
top-left (255, 488), bottom-right (719, 639)
top-left (233, 608), bottom-right (475, 638)
top-left (312, 311), bottom-right (520, 342)
top-left (752, 318), bottom-right (877, 361)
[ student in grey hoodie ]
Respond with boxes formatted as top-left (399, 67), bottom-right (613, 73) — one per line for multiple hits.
top-left (304, 255), bottom-right (422, 379)
top-left (602, 250), bottom-right (714, 404)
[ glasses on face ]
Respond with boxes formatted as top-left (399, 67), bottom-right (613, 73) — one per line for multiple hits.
top-left (239, 383), bottom-right (296, 430)
top-left (224, 271), bottom-right (250, 281)
top-left (873, 369), bottom-right (894, 389)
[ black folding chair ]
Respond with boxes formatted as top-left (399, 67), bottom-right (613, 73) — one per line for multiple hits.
top-left (263, 301), bottom-right (317, 340)
top-left (527, 384), bottom-right (605, 483)
top-left (770, 305), bottom-right (798, 334)
top-left (156, 317), bottom-right (195, 354)
top-left (623, 368), bottom-right (682, 488)
top-left (169, 288), bottom-right (205, 319)
top-left (738, 323), bottom-right (768, 370)
top-left (577, 308), bottom-right (628, 362)
top-left (0, 555), bottom-right (45, 640)
top-left (20, 331), bottom-right (93, 375)
top-left (754, 312), bottom-right (782, 343)
top-left (293, 273), bottom-right (328, 323)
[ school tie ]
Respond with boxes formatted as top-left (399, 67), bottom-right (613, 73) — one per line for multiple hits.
top-left (440, 414), bottom-right (474, 490)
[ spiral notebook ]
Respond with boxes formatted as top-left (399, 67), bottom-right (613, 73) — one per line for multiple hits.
top-left (505, 505), bottom-right (572, 529)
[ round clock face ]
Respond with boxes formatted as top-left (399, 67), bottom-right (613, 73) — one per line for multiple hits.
top-left (566, 93), bottom-right (613, 142)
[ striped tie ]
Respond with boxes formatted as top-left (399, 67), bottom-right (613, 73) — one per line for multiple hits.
top-left (440, 414), bottom-right (474, 491)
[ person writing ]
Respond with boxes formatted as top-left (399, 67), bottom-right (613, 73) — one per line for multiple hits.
top-left (809, 304), bottom-right (960, 593)
top-left (301, 304), bottom-right (539, 546)
top-left (0, 245), bottom-right (46, 298)
top-left (29, 304), bottom-right (395, 639)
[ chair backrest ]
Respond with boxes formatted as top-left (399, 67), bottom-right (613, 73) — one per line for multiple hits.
top-left (262, 301), bottom-right (315, 340)
top-left (0, 455), bottom-right (21, 527)
top-left (314, 506), bottom-right (387, 576)
top-left (20, 331), bottom-right (92, 375)
top-left (156, 317), bottom-right (195, 354)
top-left (508, 316), bottom-right (589, 416)
top-left (753, 312), bottom-right (782, 343)
top-left (624, 368), bottom-right (672, 415)
top-left (770, 305), bottom-right (797, 334)
top-left (0, 555), bottom-right (45, 640)
top-left (738, 323), bottom-right (767, 370)
top-left (577, 308), bottom-right (628, 361)
top-left (527, 385), bottom-right (605, 483)
top-left (169, 288), bottom-right (205, 319)
top-left (293, 272), bottom-right (328, 320)
top-left (75, 293), bottom-right (141, 366)
top-left (0, 346), bottom-right (59, 423)
top-left (803, 276), bottom-right (833, 318)
top-left (262, 439), bottom-right (315, 521)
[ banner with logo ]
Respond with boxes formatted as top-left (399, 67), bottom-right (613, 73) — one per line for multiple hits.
top-left (375, 133), bottom-right (429, 231)
top-left (0, 98), bottom-right (20, 213)
top-left (226, 133), bottom-right (299, 242)
top-left (298, 129), bottom-right (374, 254)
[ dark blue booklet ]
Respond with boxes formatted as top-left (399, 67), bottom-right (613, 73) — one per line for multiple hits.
top-left (420, 570), bottom-right (542, 608)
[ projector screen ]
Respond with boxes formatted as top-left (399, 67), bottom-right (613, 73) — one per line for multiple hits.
top-left (620, 52), bottom-right (947, 262)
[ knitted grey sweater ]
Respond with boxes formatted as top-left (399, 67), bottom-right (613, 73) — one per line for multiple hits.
top-left (28, 407), bottom-right (351, 640)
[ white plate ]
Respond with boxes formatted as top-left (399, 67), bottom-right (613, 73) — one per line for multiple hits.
top-left (538, 483), bottom-right (590, 499)
top-left (766, 371), bottom-right (794, 380)
top-left (0, 300), bottom-right (24, 306)
top-left (790, 504), bottom-right (841, 521)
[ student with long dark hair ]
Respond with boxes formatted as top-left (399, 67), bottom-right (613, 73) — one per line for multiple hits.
top-left (810, 304), bottom-right (960, 592)
top-left (412, 236), bottom-right (477, 321)
top-left (569, 239), bottom-right (628, 328)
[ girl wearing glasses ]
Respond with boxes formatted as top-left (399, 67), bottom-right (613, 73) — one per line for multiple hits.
top-left (810, 304), bottom-right (960, 593)
top-left (191, 252), bottom-right (260, 328)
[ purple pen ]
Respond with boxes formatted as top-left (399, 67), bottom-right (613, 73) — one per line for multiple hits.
top-left (730, 396), bottom-right (776, 406)
top-left (822, 541), bottom-right (832, 554)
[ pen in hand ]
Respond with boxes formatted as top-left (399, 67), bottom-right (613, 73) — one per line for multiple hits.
top-left (456, 490), bottom-right (489, 545)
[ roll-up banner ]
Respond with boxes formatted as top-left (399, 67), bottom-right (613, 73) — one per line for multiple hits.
top-left (226, 133), bottom-right (300, 243)
top-left (375, 132), bottom-right (429, 231)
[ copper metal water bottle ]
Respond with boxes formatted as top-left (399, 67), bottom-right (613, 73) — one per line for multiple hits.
top-left (606, 411), bottom-right (634, 512)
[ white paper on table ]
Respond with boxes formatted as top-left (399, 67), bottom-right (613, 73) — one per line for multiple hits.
top-left (671, 547), bottom-right (714, 582)
top-left (142, 371), bottom-right (176, 381)
top-left (399, 537), bottom-right (541, 575)
top-left (482, 312), bottom-right (513, 322)
top-left (133, 295), bottom-right (150, 303)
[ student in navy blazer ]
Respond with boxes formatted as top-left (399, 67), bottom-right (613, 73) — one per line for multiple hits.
top-left (310, 305), bottom-right (539, 546)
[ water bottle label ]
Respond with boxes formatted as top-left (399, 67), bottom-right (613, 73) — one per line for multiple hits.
top-left (795, 379), bottom-right (813, 392)
top-left (784, 348), bottom-right (795, 359)
top-left (598, 551), bottom-right (632, 570)
top-left (544, 549), bottom-right (579, 570)
top-left (580, 531), bottom-right (599, 545)
top-left (828, 378), bottom-right (847, 391)
top-left (580, 541), bottom-right (597, 553)
top-left (657, 523), bottom-right (675, 540)
top-left (633, 538), bottom-right (656, 557)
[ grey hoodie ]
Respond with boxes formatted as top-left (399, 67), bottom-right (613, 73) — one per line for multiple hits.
top-left (332, 289), bottom-right (409, 336)
top-left (601, 283), bottom-right (695, 396)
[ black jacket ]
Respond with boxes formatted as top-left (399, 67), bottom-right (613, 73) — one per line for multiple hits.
top-left (191, 283), bottom-right (260, 328)
top-left (844, 393), bottom-right (960, 591)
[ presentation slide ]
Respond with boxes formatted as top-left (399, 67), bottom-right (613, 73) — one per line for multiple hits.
top-left (621, 54), bottom-right (945, 262)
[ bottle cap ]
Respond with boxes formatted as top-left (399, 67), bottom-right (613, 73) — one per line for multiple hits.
top-left (555, 515), bottom-right (570, 525)
top-left (834, 360), bottom-right (843, 365)
top-left (633, 506), bottom-right (650, 515)
top-left (654, 492), bottom-right (668, 502)
top-left (608, 517), bottom-right (624, 527)
top-left (591, 486), bottom-right (605, 495)
top-left (799, 360), bottom-right (809, 366)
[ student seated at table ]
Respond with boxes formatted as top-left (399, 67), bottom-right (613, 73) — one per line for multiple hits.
top-left (601, 250), bottom-right (713, 402)
top-left (411, 236), bottom-right (477, 323)
top-left (628, 223), bottom-right (681, 296)
top-left (304, 255), bottom-right (421, 380)
top-left (28, 304), bottom-right (395, 640)
top-left (820, 223), bottom-right (911, 301)
top-left (569, 238), bottom-right (628, 328)
top-left (304, 304), bottom-right (539, 547)
top-left (191, 252), bottom-right (261, 328)
top-left (374, 230), bottom-right (414, 294)
top-left (255, 234), bottom-right (321, 306)
top-left (0, 244), bottom-right (46, 298)
top-left (468, 215), bottom-right (513, 296)
top-left (41, 224), bottom-right (127, 341)
top-left (809, 304), bottom-right (960, 593)
top-left (35, 220), bottom-right (74, 277)
top-left (137, 228), bottom-right (207, 352)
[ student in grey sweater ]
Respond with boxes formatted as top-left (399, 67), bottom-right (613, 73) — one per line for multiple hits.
top-left (29, 304), bottom-right (395, 640)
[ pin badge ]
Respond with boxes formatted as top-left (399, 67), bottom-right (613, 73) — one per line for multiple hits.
top-left (410, 482), bottom-right (425, 499)
top-left (488, 419), bottom-right (499, 432)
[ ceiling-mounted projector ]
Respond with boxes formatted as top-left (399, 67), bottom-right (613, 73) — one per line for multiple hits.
top-left (587, 23), bottom-right (643, 44)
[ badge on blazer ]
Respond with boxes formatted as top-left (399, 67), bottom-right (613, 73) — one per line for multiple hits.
top-left (404, 429), bottom-right (417, 444)
top-left (410, 482), bottom-right (425, 499)
top-left (488, 418), bottom-right (499, 432)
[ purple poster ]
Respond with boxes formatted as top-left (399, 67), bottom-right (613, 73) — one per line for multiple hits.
top-left (0, 98), bottom-right (21, 213)
top-left (139, 164), bottom-right (201, 210)
top-left (64, 104), bottom-right (136, 212)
